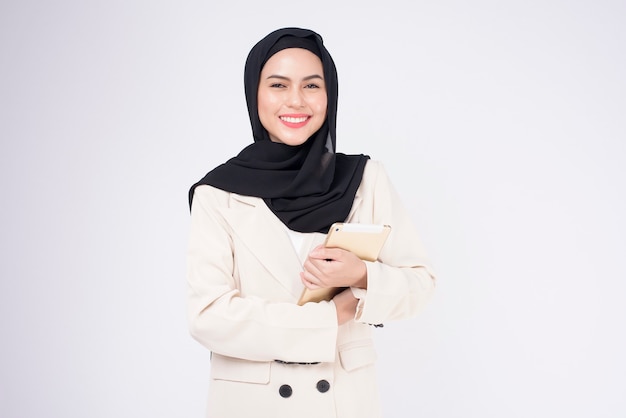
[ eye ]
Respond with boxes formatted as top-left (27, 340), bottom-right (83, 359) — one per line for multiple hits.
top-left (304, 83), bottom-right (320, 89)
top-left (270, 83), bottom-right (286, 88)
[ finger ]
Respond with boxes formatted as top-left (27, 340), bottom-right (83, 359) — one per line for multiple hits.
top-left (300, 272), bottom-right (322, 289)
top-left (310, 246), bottom-right (347, 262)
top-left (303, 258), bottom-right (324, 278)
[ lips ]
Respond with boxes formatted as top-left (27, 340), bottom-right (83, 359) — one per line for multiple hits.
top-left (279, 114), bottom-right (310, 128)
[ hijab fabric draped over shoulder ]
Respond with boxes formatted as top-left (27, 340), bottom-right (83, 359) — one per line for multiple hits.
top-left (189, 27), bottom-right (369, 233)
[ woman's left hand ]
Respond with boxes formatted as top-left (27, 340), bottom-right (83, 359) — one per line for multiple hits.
top-left (301, 245), bottom-right (367, 290)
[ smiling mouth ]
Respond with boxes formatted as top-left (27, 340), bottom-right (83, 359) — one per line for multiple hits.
top-left (279, 115), bottom-right (310, 128)
top-left (280, 115), bottom-right (309, 123)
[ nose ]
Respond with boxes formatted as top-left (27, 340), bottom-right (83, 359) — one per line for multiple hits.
top-left (287, 88), bottom-right (305, 108)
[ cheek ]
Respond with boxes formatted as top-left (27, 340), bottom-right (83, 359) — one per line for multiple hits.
top-left (257, 89), bottom-right (279, 113)
top-left (257, 94), bottom-right (270, 115)
top-left (257, 100), bottom-right (278, 130)
top-left (313, 96), bottom-right (328, 117)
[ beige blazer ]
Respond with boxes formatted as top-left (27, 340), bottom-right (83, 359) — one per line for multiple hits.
top-left (187, 160), bottom-right (436, 418)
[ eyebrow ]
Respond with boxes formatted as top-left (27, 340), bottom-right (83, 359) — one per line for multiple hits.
top-left (265, 74), bottom-right (324, 81)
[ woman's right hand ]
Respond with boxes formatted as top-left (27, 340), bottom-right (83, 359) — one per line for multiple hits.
top-left (332, 288), bottom-right (359, 325)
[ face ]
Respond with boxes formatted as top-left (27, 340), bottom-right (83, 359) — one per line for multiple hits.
top-left (257, 48), bottom-right (327, 146)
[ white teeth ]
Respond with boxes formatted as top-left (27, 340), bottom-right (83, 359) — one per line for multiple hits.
top-left (280, 116), bottom-right (308, 123)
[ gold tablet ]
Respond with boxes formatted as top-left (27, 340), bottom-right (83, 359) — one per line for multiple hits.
top-left (297, 223), bottom-right (391, 305)
top-left (324, 222), bottom-right (391, 262)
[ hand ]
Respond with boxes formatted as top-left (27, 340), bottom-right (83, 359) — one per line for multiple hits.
top-left (332, 288), bottom-right (359, 325)
top-left (300, 245), bottom-right (367, 290)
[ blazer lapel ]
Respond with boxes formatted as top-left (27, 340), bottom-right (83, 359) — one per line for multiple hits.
top-left (218, 194), bottom-right (304, 298)
top-left (346, 193), bottom-right (363, 222)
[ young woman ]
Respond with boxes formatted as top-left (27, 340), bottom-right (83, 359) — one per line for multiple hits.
top-left (187, 27), bottom-right (436, 418)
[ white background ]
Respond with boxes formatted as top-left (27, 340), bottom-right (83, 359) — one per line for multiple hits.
top-left (1, 1), bottom-right (625, 417)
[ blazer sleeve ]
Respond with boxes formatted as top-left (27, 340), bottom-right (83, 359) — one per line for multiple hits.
top-left (350, 161), bottom-right (436, 325)
top-left (186, 186), bottom-right (338, 363)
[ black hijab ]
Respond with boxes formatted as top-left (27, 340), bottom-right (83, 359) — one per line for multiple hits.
top-left (189, 27), bottom-right (369, 233)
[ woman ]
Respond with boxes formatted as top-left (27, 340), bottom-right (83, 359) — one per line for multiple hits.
top-left (187, 27), bottom-right (436, 418)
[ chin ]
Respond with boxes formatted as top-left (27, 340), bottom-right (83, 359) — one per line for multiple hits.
top-left (272, 135), bottom-right (309, 146)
